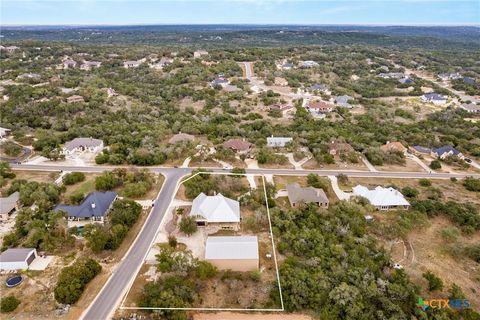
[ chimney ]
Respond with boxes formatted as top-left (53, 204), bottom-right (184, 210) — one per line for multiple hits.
top-left (91, 203), bottom-right (96, 209)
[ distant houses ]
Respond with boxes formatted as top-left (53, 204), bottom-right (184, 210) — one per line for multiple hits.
top-left (300, 60), bottom-right (319, 68)
top-left (267, 136), bottom-right (292, 148)
top-left (80, 61), bottom-right (102, 70)
top-left (190, 193), bottom-right (240, 230)
top-left (193, 50), bottom-right (209, 58)
top-left (306, 100), bottom-right (335, 115)
top-left (286, 183), bottom-right (329, 208)
top-left (0, 192), bottom-right (20, 221)
top-left (421, 93), bottom-right (447, 105)
top-left (124, 60), bottom-right (142, 68)
top-left (211, 74), bottom-right (229, 88)
top-left (1, 45), bottom-right (19, 53)
top-left (327, 142), bottom-right (354, 156)
top-left (438, 72), bottom-right (462, 81)
top-left (0, 248), bottom-right (37, 271)
top-left (62, 137), bottom-right (104, 155)
top-left (63, 59), bottom-right (77, 69)
top-left (54, 191), bottom-right (118, 226)
top-left (223, 138), bottom-right (252, 154)
top-left (267, 103), bottom-right (294, 116)
top-left (410, 145), bottom-right (432, 156)
top-left (460, 103), bottom-right (480, 114)
top-left (169, 132), bottom-right (195, 144)
top-left (205, 236), bottom-right (259, 272)
top-left (352, 185), bottom-right (410, 211)
top-left (334, 95), bottom-right (353, 108)
top-left (431, 146), bottom-right (464, 160)
top-left (378, 72), bottom-right (405, 79)
top-left (380, 141), bottom-right (407, 154)
top-left (281, 63), bottom-right (294, 70)
top-left (398, 78), bottom-right (414, 85)
top-left (306, 84), bottom-right (330, 95)
top-left (66, 95), bottom-right (85, 104)
top-left (0, 127), bottom-right (11, 138)
top-left (274, 77), bottom-right (288, 86)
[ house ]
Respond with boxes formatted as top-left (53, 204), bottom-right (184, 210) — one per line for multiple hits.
top-left (205, 236), bottom-right (259, 272)
top-left (223, 139), bottom-right (252, 154)
top-left (306, 100), bottom-right (335, 115)
top-left (63, 59), bottom-right (77, 69)
top-left (16, 73), bottom-right (41, 80)
top-left (378, 72), bottom-right (405, 79)
top-left (49, 75), bottom-right (61, 84)
top-left (410, 146), bottom-right (432, 155)
top-left (0, 127), bottom-right (11, 138)
top-left (286, 183), bottom-right (329, 208)
top-left (334, 95), bottom-right (353, 108)
top-left (211, 75), bottom-right (229, 88)
top-left (267, 103), bottom-right (294, 116)
top-left (281, 63), bottom-right (294, 70)
top-left (62, 137), bottom-right (104, 154)
top-left (0, 248), bottom-right (37, 271)
top-left (150, 57), bottom-right (172, 70)
top-left (124, 60), bottom-right (142, 68)
top-left (54, 191), bottom-right (118, 225)
top-left (463, 77), bottom-right (476, 85)
top-left (80, 61), bottom-right (102, 70)
top-left (327, 142), bottom-right (354, 155)
top-left (300, 60), bottom-right (319, 68)
top-left (380, 141), bottom-right (407, 154)
top-left (3, 46), bottom-right (19, 53)
top-left (193, 50), bottom-right (208, 58)
top-left (267, 136), bottom-right (292, 148)
top-left (431, 146), bottom-right (464, 159)
top-left (438, 72), bottom-right (462, 81)
top-left (66, 95), bottom-right (85, 104)
top-left (169, 132), bottom-right (195, 144)
top-left (190, 193), bottom-right (240, 230)
top-left (398, 78), bottom-right (414, 85)
top-left (0, 192), bottom-right (20, 221)
top-left (421, 93), bottom-right (447, 105)
top-left (274, 77), bottom-right (288, 86)
top-left (107, 87), bottom-right (118, 98)
top-left (352, 185), bottom-right (410, 211)
top-left (306, 84), bottom-right (330, 94)
top-left (460, 103), bottom-right (480, 113)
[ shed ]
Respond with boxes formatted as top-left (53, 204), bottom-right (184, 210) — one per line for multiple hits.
top-left (0, 248), bottom-right (37, 271)
top-left (205, 236), bottom-right (259, 272)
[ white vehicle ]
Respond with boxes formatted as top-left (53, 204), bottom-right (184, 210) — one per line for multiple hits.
top-left (223, 165), bottom-right (233, 170)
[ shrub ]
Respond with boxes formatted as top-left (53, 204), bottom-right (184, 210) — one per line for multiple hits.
top-left (179, 216), bottom-right (197, 236)
top-left (54, 258), bottom-right (101, 304)
top-left (62, 172), bottom-right (86, 185)
top-left (419, 178), bottom-right (432, 187)
top-left (423, 271), bottom-right (443, 291)
top-left (307, 174), bottom-right (329, 191)
top-left (168, 235), bottom-right (177, 248)
top-left (196, 261), bottom-right (217, 280)
top-left (69, 191), bottom-right (85, 204)
top-left (401, 186), bottom-right (418, 198)
top-left (463, 177), bottom-right (480, 192)
top-left (0, 296), bottom-right (20, 313)
top-left (250, 270), bottom-right (261, 282)
top-left (429, 160), bottom-right (442, 170)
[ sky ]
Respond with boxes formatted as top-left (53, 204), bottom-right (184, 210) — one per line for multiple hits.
top-left (1, 0), bottom-right (479, 26)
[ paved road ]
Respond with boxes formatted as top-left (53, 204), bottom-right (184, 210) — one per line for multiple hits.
top-left (81, 169), bottom-right (189, 320)
top-left (11, 163), bottom-right (480, 179)
top-left (243, 61), bottom-right (253, 80)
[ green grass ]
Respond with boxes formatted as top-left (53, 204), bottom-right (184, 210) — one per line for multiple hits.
top-left (74, 179), bottom-right (96, 195)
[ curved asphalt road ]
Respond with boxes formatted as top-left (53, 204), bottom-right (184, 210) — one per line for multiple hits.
top-left (81, 169), bottom-right (189, 320)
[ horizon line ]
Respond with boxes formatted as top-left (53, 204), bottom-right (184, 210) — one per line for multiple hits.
top-left (1, 23), bottom-right (480, 27)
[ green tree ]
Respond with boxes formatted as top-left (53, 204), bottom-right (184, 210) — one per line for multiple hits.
top-left (0, 296), bottom-right (20, 313)
top-left (179, 216), bottom-right (197, 236)
top-left (196, 261), bottom-right (217, 280)
top-left (423, 271), bottom-right (444, 291)
top-left (463, 177), bottom-right (480, 192)
top-left (429, 160), bottom-right (442, 170)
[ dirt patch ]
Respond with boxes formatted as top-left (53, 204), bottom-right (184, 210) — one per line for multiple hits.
top-left (193, 312), bottom-right (313, 320)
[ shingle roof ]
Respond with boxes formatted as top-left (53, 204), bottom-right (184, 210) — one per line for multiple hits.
top-left (169, 133), bottom-right (195, 144)
top-left (0, 248), bottom-right (36, 263)
top-left (64, 137), bottom-right (103, 151)
top-left (334, 95), bottom-right (352, 104)
top-left (205, 236), bottom-right (258, 260)
top-left (307, 84), bottom-right (329, 91)
top-left (423, 93), bottom-right (445, 101)
top-left (0, 192), bottom-right (19, 215)
top-left (412, 146), bottom-right (431, 154)
top-left (223, 139), bottom-right (252, 152)
top-left (432, 146), bottom-right (461, 157)
top-left (286, 183), bottom-right (329, 205)
top-left (54, 191), bottom-right (117, 218)
top-left (352, 185), bottom-right (410, 207)
top-left (191, 193), bottom-right (240, 223)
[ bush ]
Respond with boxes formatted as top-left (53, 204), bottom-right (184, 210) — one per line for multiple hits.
top-left (62, 172), bottom-right (86, 185)
top-left (179, 216), bottom-right (197, 236)
top-left (423, 271), bottom-right (443, 291)
top-left (307, 174), bottom-right (329, 191)
top-left (401, 186), bottom-right (418, 198)
top-left (465, 243), bottom-right (480, 263)
top-left (69, 191), bottom-right (85, 204)
top-left (95, 172), bottom-right (120, 191)
top-left (196, 261), bottom-right (217, 280)
top-left (54, 258), bottom-right (101, 304)
top-left (463, 177), bottom-right (480, 192)
top-left (168, 235), bottom-right (177, 248)
top-left (429, 160), bottom-right (442, 170)
top-left (0, 296), bottom-right (20, 313)
top-left (250, 270), bottom-right (261, 282)
top-left (419, 178), bottom-right (432, 187)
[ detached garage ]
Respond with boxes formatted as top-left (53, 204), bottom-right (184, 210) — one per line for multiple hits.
top-left (205, 236), bottom-right (259, 272)
top-left (0, 248), bottom-right (37, 271)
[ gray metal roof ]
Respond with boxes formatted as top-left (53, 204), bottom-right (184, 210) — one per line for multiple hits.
top-left (0, 192), bottom-right (19, 215)
top-left (0, 248), bottom-right (36, 262)
top-left (287, 183), bottom-right (329, 205)
top-left (54, 191), bottom-right (117, 218)
top-left (205, 236), bottom-right (258, 260)
top-left (64, 137), bottom-right (103, 151)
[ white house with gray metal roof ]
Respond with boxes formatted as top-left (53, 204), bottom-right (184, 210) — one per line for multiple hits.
top-left (205, 236), bottom-right (259, 272)
top-left (352, 185), bottom-right (410, 211)
top-left (190, 193), bottom-right (240, 230)
top-left (267, 136), bottom-right (293, 148)
top-left (0, 192), bottom-right (20, 221)
top-left (62, 137), bottom-right (104, 155)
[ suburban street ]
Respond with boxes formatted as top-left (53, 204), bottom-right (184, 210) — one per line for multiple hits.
top-left (8, 162), bottom-right (480, 319)
top-left (80, 169), bottom-right (187, 320)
